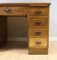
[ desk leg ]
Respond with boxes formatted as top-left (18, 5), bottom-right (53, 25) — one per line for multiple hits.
top-left (0, 17), bottom-right (7, 46)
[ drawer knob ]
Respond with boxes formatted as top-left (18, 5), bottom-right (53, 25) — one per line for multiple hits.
top-left (35, 41), bottom-right (41, 44)
top-left (35, 11), bottom-right (41, 16)
top-left (35, 32), bottom-right (41, 35)
top-left (35, 22), bottom-right (42, 26)
top-left (4, 8), bottom-right (12, 13)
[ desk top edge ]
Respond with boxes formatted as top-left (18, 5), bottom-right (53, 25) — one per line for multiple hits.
top-left (0, 3), bottom-right (51, 6)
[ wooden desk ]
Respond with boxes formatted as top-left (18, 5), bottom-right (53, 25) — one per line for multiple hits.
top-left (0, 3), bottom-right (50, 54)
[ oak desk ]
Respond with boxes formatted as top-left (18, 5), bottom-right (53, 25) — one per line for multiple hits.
top-left (0, 3), bottom-right (50, 54)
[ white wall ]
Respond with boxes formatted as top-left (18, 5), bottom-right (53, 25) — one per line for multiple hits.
top-left (0, 0), bottom-right (50, 3)
top-left (49, 0), bottom-right (57, 41)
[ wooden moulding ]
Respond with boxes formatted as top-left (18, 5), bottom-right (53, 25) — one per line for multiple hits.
top-left (0, 3), bottom-right (50, 7)
top-left (29, 48), bottom-right (48, 55)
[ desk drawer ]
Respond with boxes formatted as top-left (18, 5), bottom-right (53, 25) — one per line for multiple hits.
top-left (0, 6), bottom-right (27, 16)
top-left (29, 48), bottom-right (48, 54)
top-left (29, 38), bottom-right (48, 48)
top-left (29, 18), bottom-right (48, 29)
top-left (29, 29), bottom-right (48, 37)
top-left (29, 7), bottom-right (48, 16)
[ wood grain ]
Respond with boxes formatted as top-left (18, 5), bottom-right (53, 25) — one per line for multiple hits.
top-left (29, 17), bottom-right (48, 29)
top-left (29, 7), bottom-right (49, 16)
top-left (28, 3), bottom-right (50, 54)
top-left (28, 29), bottom-right (48, 38)
top-left (29, 38), bottom-right (48, 48)
top-left (0, 6), bottom-right (28, 16)
top-left (0, 3), bottom-right (50, 54)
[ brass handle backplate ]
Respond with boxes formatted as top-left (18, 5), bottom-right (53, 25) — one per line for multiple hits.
top-left (35, 11), bottom-right (41, 16)
top-left (4, 7), bottom-right (12, 13)
top-left (35, 22), bottom-right (42, 26)
top-left (35, 32), bottom-right (41, 35)
top-left (35, 41), bottom-right (41, 44)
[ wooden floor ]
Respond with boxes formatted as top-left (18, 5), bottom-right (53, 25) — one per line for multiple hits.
top-left (0, 41), bottom-right (57, 60)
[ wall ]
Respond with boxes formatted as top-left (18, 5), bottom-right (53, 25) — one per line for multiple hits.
top-left (0, 0), bottom-right (50, 3)
top-left (49, 0), bottom-right (57, 41)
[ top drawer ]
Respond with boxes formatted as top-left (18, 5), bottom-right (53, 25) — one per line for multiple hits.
top-left (0, 6), bottom-right (27, 16)
top-left (29, 7), bottom-right (49, 16)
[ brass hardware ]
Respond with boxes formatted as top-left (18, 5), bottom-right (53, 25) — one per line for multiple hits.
top-left (35, 11), bottom-right (41, 16)
top-left (4, 7), bottom-right (12, 13)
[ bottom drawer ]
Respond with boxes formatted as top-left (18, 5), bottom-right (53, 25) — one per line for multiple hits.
top-left (29, 38), bottom-right (48, 49)
top-left (29, 48), bottom-right (48, 54)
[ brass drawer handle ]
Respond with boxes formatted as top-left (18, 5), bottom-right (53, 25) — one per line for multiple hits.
top-left (35, 22), bottom-right (42, 26)
top-left (35, 11), bottom-right (41, 16)
top-left (35, 41), bottom-right (41, 45)
top-left (4, 7), bottom-right (12, 13)
top-left (35, 32), bottom-right (41, 35)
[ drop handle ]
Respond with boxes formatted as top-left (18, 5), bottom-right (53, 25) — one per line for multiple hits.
top-left (35, 11), bottom-right (41, 15)
top-left (35, 22), bottom-right (42, 26)
top-left (35, 32), bottom-right (41, 35)
top-left (4, 8), bottom-right (12, 13)
top-left (35, 41), bottom-right (41, 45)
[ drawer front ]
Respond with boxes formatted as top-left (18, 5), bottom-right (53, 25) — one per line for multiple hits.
top-left (29, 48), bottom-right (48, 54)
top-left (29, 29), bottom-right (48, 37)
top-left (0, 6), bottom-right (27, 16)
top-left (29, 38), bottom-right (48, 48)
top-left (29, 7), bottom-right (48, 16)
top-left (29, 18), bottom-right (48, 29)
